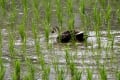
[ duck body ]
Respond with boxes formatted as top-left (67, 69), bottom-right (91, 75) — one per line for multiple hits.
top-left (51, 26), bottom-right (87, 43)
top-left (57, 30), bottom-right (87, 43)
top-left (57, 31), bottom-right (72, 43)
top-left (75, 32), bottom-right (85, 42)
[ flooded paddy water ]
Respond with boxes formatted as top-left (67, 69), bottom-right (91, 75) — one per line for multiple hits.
top-left (0, 0), bottom-right (120, 80)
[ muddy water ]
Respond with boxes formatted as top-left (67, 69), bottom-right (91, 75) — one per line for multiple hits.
top-left (0, 0), bottom-right (120, 80)
top-left (1, 29), bottom-right (120, 80)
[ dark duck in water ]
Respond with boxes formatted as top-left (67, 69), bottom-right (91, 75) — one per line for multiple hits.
top-left (52, 26), bottom-right (87, 43)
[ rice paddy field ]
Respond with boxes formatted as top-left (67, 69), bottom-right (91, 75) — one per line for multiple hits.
top-left (0, 0), bottom-right (120, 80)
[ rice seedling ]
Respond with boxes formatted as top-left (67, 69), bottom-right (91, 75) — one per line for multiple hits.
top-left (22, 58), bottom-right (36, 80)
top-left (99, 65), bottom-right (107, 80)
top-left (93, 7), bottom-right (102, 28)
top-left (31, 19), bottom-right (50, 80)
top-left (32, 0), bottom-right (40, 22)
top-left (32, 20), bottom-right (41, 56)
top-left (44, 1), bottom-right (51, 24)
top-left (79, 0), bottom-right (88, 34)
top-left (42, 66), bottom-right (50, 80)
top-left (44, 21), bottom-right (50, 44)
top-left (56, 0), bottom-right (63, 28)
top-left (65, 47), bottom-right (74, 74)
top-left (110, 35), bottom-right (115, 49)
top-left (0, 61), bottom-right (5, 80)
top-left (0, 28), bottom-right (5, 80)
top-left (56, 68), bottom-right (65, 80)
top-left (42, 1), bottom-right (51, 44)
top-left (37, 51), bottom-right (50, 80)
top-left (105, 5), bottom-right (112, 38)
top-left (95, 52), bottom-right (101, 68)
top-left (8, 31), bottom-right (15, 57)
top-left (79, 0), bottom-right (86, 29)
top-left (22, 0), bottom-right (28, 16)
top-left (66, 0), bottom-right (74, 31)
top-left (52, 52), bottom-right (60, 70)
top-left (65, 47), bottom-right (71, 66)
top-left (19, 24), bottom-right (26, 52)
top-left (69, 61), bottom-right (76, 77)
top-left (8, 0), bottom-right (18, 57)
top-left (0, 45), bottom-right (5, 80)
top-left (68, 60), bottom-right (82, 80)
top-left (106, 35), bottom-right (115, 50)
top-left (32, 20), bottom-right (38, 41)
top-left (52, 56), bottom-right (65, 80)
top-left (104, 5), bottom-right (115, 49)
top-left (0, 28), bottom-right (2, 56)
top-left (25, 59), bottom-right (35, 80)
top-left (34, 39), bottom-right (41, 56)
top-left (86, 68), bottom-right (93, 80)
top-left (0, 0), bottom-right (6, 15)
top-left (93, 2), bottom-right (102, 48)
top-left (41, 60), bottom-right (50, 80)
top-left (12, 60), bottom-right (21, 80)
top-left (79, 0), bottom-right (85, 16)
top-left (65, 47), bottom-right (82, 80)
top-left (23, 75), bottom-right (30, 80)
top-left (116, 9), bottom-right (120, 23)
top-left (99, 0), bottom-right (106, 9)
top-left (9, 0), bottom-right (17, 30)
top-left (73, 70), bottom-right (82, 80)
top-left (116, 70), bottom-right (120, 80)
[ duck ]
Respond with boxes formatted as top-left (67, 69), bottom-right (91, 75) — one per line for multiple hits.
top-left (51, 26), bottom-right (87, 43)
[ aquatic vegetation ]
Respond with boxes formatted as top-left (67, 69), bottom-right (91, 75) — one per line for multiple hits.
top-left (86, 68), bottom-right (93, 80)
top-left (12, 60), bottom-right (21, 80)
top-left (0, 62), bottom-right (5, 80)
top-left (0, 0), bottom-right (119, 80)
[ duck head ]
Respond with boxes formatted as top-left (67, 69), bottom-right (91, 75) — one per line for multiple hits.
top-left (51, 26), bottom-right (60, 33)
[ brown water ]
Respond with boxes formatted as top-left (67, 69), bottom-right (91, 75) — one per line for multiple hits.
top-left (0, 0), bottom-right (120, 80)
